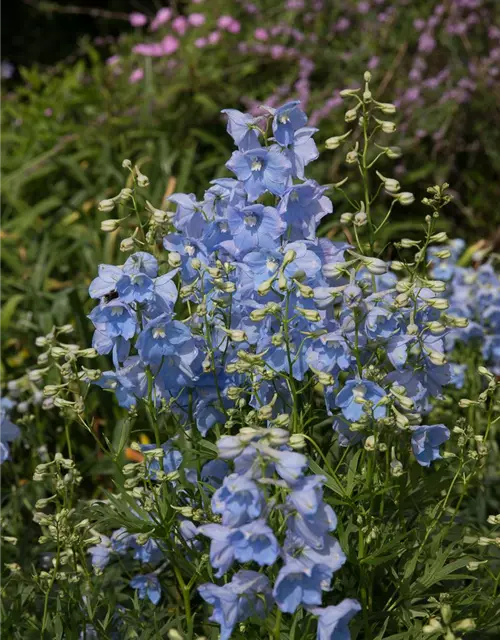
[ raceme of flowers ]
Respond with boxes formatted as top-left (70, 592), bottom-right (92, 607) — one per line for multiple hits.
top-left (428, 239), bottom-right (500, 375)
top-left (83, 100), bottom-right (467, 633)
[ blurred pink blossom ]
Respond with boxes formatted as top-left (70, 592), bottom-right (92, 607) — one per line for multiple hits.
top-left (208, 31), bottom-right (221, 45)
top-left (150, 8), bottom-right (172, 32)
top-left (217, 16), bottom-right (234, 29)
top-left (188, 13), bottom-right (205, 27)
top-left (227, 19), bottom-right (241, 34)
top-left (254, 28), bottom-right (268, 41)
top-left (194, 37), bottom-right (207, 48)
top-left (172, 16), bottom-right (188, 35)
top-left (129, 68), bottom-right (144, 83)
top-left (418, 32), bottom-right (436, 53)
top-left (162, 35), bottom-right (180, 54)
top-left (130, 12), bottom-right (148, 28)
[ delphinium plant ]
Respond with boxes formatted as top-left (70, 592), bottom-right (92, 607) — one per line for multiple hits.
top-left (2, 73), bottom-right (500, 639)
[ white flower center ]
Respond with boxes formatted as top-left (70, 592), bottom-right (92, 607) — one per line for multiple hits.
top-left (131, 275), bottom-right (143, 286)
top-left (110, 306), bottom-right (123, 316)
top-left (185, 244), bottom-right (195, 257)
top-left (153, 327), bottom-right (166, 339)
top-left (219, 221), bottom-right (229, 233)
top-left (244, 214), bottom-right (258, 228)
top-left (251, 158), bottom-right (263, 172)
top-left (266, 258), bottom-right (279, 272)
top-left (279, 113), bottom-right (290, 124)
top-left (290, 190), bottom-right (299, 202)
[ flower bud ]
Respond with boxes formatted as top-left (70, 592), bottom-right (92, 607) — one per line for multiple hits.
top-left (363, 257), bottom-right (388, 275)
top-left (364, 435), bottom-right (376, 451)
top-left (427, 321), bottom-right (445, 335)
top-left (167, 252), bottom-right (181, 268)
top-left (101, 219), bottom-right (121, 232)
top-left (135, 168), bottom-right (149, 188)
top-left (354, 211), bottom-right (367, 227)
top-left (396, 192), bottom-right (415, 206)
top-left (384, 179), bottom-right (401, 194)
top-left (340, 88), bottom-right (360, 97)
top-left (289, 434), bottom-right (306, 450)
top-left (427, 350), bottom-right (446, 366)
top-left (122, 159), bottom-right (132, 169)
top-left (344, 109), bottom-right (358, 123)
top-left (168, 631), bottom-right (184, 640)
top-left (120, 237), bottom-right (135, 252)
top-left (345, 149), bottom-right (358, 164)
top-left (441, 604), bottom-right (452, 625)
top-left (340, 212), bottom-right (353, 225)
top-left (386, 146), bottom-right (402, 159)
top-left (325, 130), bottom-right (352, 150)
top-left (297, 308), bottom-right (320, 322)
top-left (452, 618), bottom-right (476, 633)
top-left (427, 297), bottom-right (449, 310)
top-left (118, 188), bottom-right (133, 202)
top-left (376, 102), bottom-right (396, 114)
top-left (430, 232), bottom-right (448, 243)
top-left (423, 618), bottom-right (442, 634)
top-left (390, 459), bottom-right (404, 477)
top-left (250, 308), bottom-right (267, 322)
top-left (227, 330), bottom-right (247, 343)
top-left (282, 249), bottom-right (296, 267)
top-left (379, 120), bottom-right (396, 133)
top-left (98, 199), bottom-right (115, 213)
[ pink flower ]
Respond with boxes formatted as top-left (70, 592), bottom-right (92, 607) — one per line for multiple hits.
top-left (194, 37), bottom-right (207, 48)
top-left (192, 0), bottom-right (204, 3)
top-left (188, 13), bottom-right (205, 26)
top-left (129, 12), bottom-right (147, 28)
top-left (254, 28), bottom-right (268, 40)
top-left (129, 68), bottom-right (144, 83)
top-left (270, 45), bottom-right (285, 59)
top-left (227, 19), bottom-right (241, 34)
top-left (162, 34), bottom-right (180, 55)
top-left (133, 43), bottom-right (164, 57)
top-left (106, 55), bottom-right (120, 66)
top-left (413, 18), bottom-right (426, 31)
top-left (368, 55), bottom-right (379, 69)
top-left (418, 32), bottom-right (436, 53)
top-left (217, 15), bottom-right (233, 29)
top-left (357, 1), bottom-right (370, 14)
top-left (208, 31), bottom-right (221, 45)
top-left (335, 18), bottom-right (350, 32)
top-left (172, 16), bottom-right (188, 35)
top-left (150, 8), bottom-right (172, 31)
top-left (44, 108), bottom-right (53, 117)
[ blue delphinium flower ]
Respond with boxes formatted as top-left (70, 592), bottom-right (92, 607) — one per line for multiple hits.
top-left (140, 440), bottom-right (183, 480)
top-left (129, 573), bottom-right (161, 605)
top-left (212, 474), bottom-right (264, 527)
top-left (226, 147), bottom-right (291, 201)
top-left (410, 424), bottom-right (450, 466)
top-left (270, 101), bottom-right (308, 146)
top-left (88, 536), bottom-right (112, 571)
top-left (221, 108), bottom-right (261, 151)
top-left (136, 315), bottom-right (197, 366)
top-left (273, 560), bottom-right (333, 613)
top-left (311, 598), bottom-right (362, 640)
top-left (334, 379), bottom-right (387, 422)
top-left (224, 204), bottom-right (285, 255)
top-left (199, 570), bottom-right (271, 640)
top-left (0, 399), bottom-right (20, 464)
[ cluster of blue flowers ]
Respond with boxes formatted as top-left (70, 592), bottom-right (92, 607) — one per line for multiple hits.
top-left (197, 426), bottom-right (358, 639)
top-left (89, 100), bottom-right (452, 466)
top-left (86, 99), bottom-right (467, 635)
top-left (428, 239), bottom-right (500, 375)
top-left (0, 397), bottom-right (20, 464)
